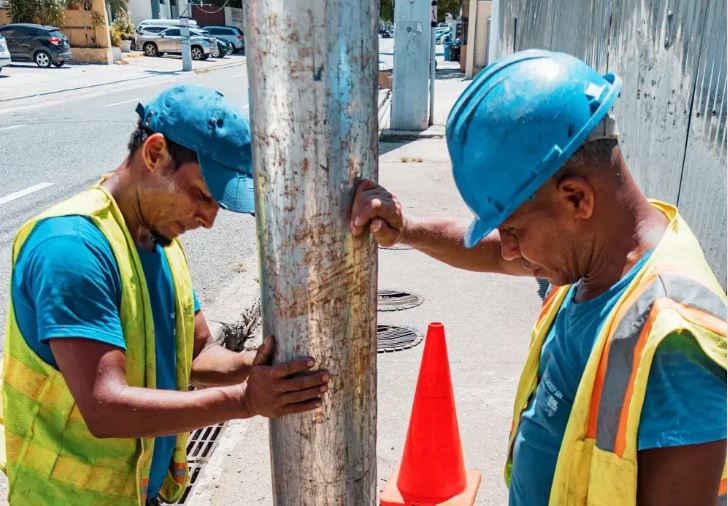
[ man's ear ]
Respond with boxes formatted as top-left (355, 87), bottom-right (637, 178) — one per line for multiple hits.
top-left (555, 175), bottom-right (595, 220)
top-left (141, 133), bottom-right (173, 174)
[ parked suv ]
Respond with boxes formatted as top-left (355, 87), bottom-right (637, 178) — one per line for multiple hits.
top-left (189, 28), bottom-right (230, 58)
top-left (136, 18), bottom-right (199, 32)
top-left (133, 19), bottom-right (200, 50)
top-left (203, 25), bottom-right (245, 53)
top-left (0, 33), bottom-right (11, 73)
top-left (0, 23), bottom-right (72, 68)
top-left (137, 27), bottom-right (211, 60)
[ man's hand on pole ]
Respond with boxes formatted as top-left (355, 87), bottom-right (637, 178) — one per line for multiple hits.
top-left (240, 336), bottom-right (330, 417)
top-left (349, 179), bottom-right (406, 246)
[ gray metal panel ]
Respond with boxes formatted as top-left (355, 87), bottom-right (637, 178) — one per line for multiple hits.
top-left (391, 0), bottom-right (432, 131)
top-left (547, 0), bottom-right (612, 73)
top-left (495, 0), bottom-right (611, 70)
top-left (676, 0), bottom-right (727, 285)
top-left (607, 0), bottom-right (707, 204)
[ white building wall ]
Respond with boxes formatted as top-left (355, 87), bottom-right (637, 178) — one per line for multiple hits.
top-left (128, 0), bottom-right (153, 25)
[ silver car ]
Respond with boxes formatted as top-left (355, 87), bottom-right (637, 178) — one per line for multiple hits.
top-left (188, 28), bottom-right (224, 58)
top-left (0, 34), bottom-right (11, 73)
top-left (137, 27), bottom-right (211, 60)
top-left (204, 26), bottom-right (245, 53)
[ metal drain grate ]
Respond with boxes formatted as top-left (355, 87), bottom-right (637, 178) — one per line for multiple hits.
top-left (378, 289), bottom-right (424, 312)
top-left (379, 244), bottom-right (413, 250)
top-left (377, 324), bottom-right (423, 353)
top-left (175, 422), bottom-right (226, 504)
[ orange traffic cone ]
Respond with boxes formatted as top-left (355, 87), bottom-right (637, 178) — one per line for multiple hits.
top-left (380, 322), bottom-right (481, 506)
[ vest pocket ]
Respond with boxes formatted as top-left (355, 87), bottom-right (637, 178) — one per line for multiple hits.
top-left (562, 438), bottom-right (594, 504)
top-left (587, 445), bottom-right (637, 505)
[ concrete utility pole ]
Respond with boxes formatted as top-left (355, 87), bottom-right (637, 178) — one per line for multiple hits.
top-left (244, 1), bottom-right (378, 505)
top-left (391, 0), bottom-right (431, 130)
top-left (179, 14), bottom-right (192, 72)
top-left (429, 0), bottom-right (437, 126)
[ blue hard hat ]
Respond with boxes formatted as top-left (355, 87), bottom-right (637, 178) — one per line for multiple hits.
top-left (446, 50), bottom-right (622, 248)
top-left (137, 85), bottom-right (254, 214)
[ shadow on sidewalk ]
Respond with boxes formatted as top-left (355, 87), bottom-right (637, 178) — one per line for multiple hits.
top-left (436, 68), bottom-right (465, 80)
top-left (380, 141), bottom-right (410, 156)
top-left (142, 69), bottom-right (181, 76)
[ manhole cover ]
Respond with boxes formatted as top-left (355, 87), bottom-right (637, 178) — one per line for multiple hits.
top-left (377, 324), bottom-right (422, 353)
top-left (378, 289), bottom-right (424, 312)
top-left (379, 244), bottom-right (413, 250)
top-left (176, 423), bottom-right (226, 504)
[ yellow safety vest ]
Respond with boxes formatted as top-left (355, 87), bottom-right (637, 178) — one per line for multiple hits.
top-left (0, 185), bottom-right (195, 505)
top-left (506, 201), bottom-right (727, 506)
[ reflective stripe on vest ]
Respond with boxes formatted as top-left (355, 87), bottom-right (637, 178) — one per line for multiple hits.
top-left (587, 274), bottom-right (727, 455)
top-left (506, 201), bottom-right (727, 506)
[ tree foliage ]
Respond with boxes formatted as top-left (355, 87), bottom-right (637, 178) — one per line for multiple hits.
top-left (9, 0), bottom-right (71, 26)
top-left (9, 0), bottom-right (127, 27)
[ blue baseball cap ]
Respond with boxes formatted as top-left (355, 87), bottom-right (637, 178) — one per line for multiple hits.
top-left (136, 84), bottom-right (254, 214)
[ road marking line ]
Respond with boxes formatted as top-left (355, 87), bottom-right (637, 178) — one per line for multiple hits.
top-left (0, 125), bottom-right (24, 131)
top-left (0, 182), bottom-right (54, 206)
top-left (104, 98), bottom-right (140, 108)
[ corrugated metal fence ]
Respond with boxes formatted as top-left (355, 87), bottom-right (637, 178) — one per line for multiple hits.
top-left (493, 0), bottom-right (727, 286)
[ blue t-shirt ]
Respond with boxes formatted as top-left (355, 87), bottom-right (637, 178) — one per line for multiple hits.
top-left (509, 252), bottom-right (727, 505)
top-left (12, 216), bottom-right (200, 499)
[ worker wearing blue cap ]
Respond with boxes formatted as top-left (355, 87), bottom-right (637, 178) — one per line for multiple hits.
top-left (351, 50), bottom-right (726, 506)
top-left (2, 85), bottom-right (330, 506)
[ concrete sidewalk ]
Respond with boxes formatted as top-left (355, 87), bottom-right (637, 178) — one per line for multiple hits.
top-left (187, 66), bottom-right (543, 505)
top-left (0, 52), bottom-right (246, 105)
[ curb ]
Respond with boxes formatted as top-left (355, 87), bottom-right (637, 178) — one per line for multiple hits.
top-left (379, 125), bottom-right (446, 141)
top-left (180, 251), bottom-right (262, 504)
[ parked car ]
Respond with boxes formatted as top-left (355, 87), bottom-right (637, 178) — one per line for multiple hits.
top-left (133, 19), bottom-right (199, 50)
top-left (136, 18), bottom-right (198, 33)
top-left (189, 28), bottom-right (228, 58)
top-left (137, 27), bottom-right (211, 60)
top-left (435, 26), bottom-right (452, 44)
top-left (0, 23), bottom-right (72, 68)
top-left (213, 37), bottom-right (233, 58)
top-left (203, 25), bottom-right (245, 53)
top-left (0, 33), bottom-right (11, 73)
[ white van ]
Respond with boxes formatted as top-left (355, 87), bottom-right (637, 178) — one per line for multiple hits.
top-left (136, 18), bottom-right (198, 33)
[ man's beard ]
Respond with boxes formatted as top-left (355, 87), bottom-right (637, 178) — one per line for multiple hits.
top-left (151, 231), bottom-right (173, 247)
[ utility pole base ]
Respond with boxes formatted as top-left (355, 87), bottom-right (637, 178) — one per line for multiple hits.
top-left (380, 468), bottom-right (481, 506)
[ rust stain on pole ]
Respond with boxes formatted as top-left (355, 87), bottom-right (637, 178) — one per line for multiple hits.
top-left (244, 0), bottom-right (379, 504)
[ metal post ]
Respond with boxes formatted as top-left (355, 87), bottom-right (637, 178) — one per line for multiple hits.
top-left (429, 27), bottom-right (436, 126)
top-left (180, 13), bottom-right (192, 72)
top-left (244, 1), bottom-right (378, 505)
top-left (429, 0), bottom-right (437, 126)
top-left (390, 0), bottom-right (431, 131)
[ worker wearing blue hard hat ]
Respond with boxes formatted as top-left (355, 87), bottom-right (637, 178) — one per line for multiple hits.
top-left (351, 50), bottom-right (726, 505)
top-left (2, 85), bottom-right (330, 505)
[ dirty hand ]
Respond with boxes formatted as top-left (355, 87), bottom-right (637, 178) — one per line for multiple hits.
top-left (349, 179), bottom-right (406, 247)
top-left (240, 336), bottom-right (330, 418)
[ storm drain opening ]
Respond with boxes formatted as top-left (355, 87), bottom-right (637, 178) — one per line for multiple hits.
top-left (378, 289), bottom-right (424, 312)
top-left (379, 244), bottom-right (413, 251)
top-left (377, 324), bottom-right (423, 353)
top-left (175, 422), bottom-right (226, 504)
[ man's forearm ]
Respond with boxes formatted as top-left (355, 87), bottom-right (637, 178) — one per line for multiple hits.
top-left (191, 343), bottom-right (254, 387)
top-left (88, 383), bottom-right (249, 438)
top-left (401, 217), bottom-right (529, 275)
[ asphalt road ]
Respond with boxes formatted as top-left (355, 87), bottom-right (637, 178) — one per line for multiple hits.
top-left (0, 63), bottom-right (257, 351)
